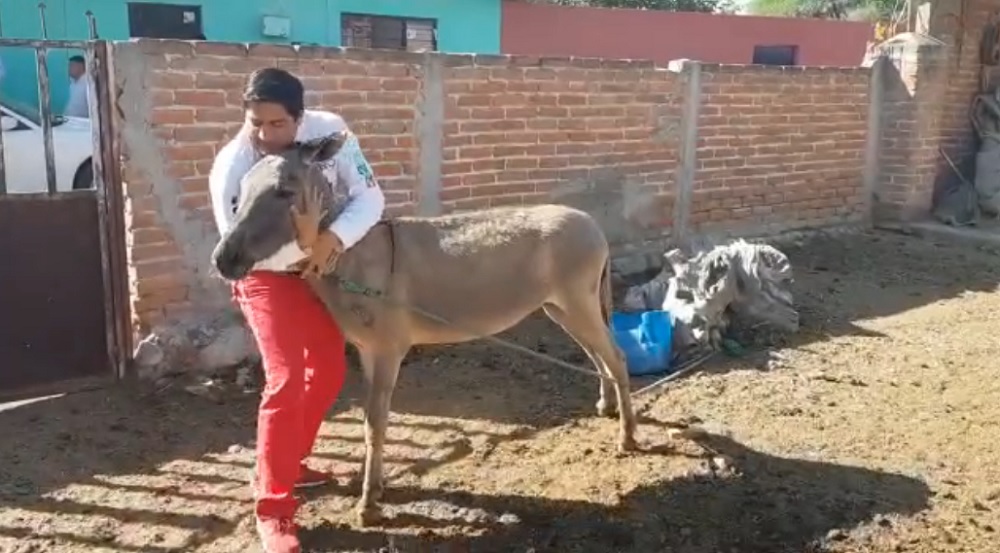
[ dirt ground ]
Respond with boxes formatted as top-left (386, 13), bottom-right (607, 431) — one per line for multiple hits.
top-left (2, 229), bottom-right (1000, 553)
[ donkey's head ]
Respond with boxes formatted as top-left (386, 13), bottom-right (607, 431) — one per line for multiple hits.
top-left (211, 131), bottom-right (348, 281)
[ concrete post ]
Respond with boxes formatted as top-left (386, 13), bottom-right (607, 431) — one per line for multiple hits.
top-left (669, 59), bottom-right (702, 244)
top-left (872, 32), bottom-right (949, 222)
top-left (416, 53), bottom-right (444, 216)
top-left (861, 55), bottom-right (885, 226)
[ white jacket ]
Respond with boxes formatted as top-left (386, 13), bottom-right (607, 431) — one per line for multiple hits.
top-left (208, 110), bottom-right (386, 272)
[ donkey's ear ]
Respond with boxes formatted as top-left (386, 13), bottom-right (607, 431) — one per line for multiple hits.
top-left (298, 130), bottom-right (349, 164)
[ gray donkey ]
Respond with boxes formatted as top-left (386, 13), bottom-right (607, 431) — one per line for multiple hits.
top-left (211, 131), bottom-right (638, 526)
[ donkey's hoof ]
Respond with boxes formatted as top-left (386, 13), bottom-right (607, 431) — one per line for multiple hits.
top-left (596, 399), bottom-right (617, 418)
top-left (355, 504), bottom-right (383, 527)
top-left (617, 436), bottom-right (639, 454)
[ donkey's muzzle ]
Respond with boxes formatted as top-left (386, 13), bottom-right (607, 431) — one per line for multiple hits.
top-left (211, 239), bottom-right (252, 281)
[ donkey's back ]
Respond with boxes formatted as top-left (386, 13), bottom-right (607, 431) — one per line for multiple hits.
top-left (382, 204), bottom-right (610, 344)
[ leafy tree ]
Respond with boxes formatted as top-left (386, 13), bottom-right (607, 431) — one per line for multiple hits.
top-left (748, 0), bottom-right (899, 20)
top-left (541, 0), bottom-right (737, 14)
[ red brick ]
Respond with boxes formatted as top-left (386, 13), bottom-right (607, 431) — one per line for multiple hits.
top-left (133, 258), bottom-right (184, 280)
top-left (165, 144), bottom-right (215, 162)
top-left (131, 228), bottom-right (171, 246)
top-left (341, 77), bottom-right (383, 91)
top-left (153, 72), bottom-right (195, 89)
top-left (173, 126), bottom-right (228, 143)
top-left (174, 89), bottom-right (227, 107)
top-left (152, 108), bottom-right (195, 125)
top-left (133, 244), bottom-right (182, 263)
top-left (196, 108), bottom-right (244, 124)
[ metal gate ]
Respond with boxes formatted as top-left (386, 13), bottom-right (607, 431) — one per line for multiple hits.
top-left (0, 9), bottom-right (130, 399)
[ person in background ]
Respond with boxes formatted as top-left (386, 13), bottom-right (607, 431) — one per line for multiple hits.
top-left (64, 55), bottom-right (90, 118)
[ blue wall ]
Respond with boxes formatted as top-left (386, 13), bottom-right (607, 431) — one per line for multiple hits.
top-left (0, 0), bottom-right (501, 111)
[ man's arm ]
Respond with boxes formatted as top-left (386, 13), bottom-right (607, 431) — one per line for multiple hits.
top-left (327, 132), bottom-right (385, 249)
top-left (208, 141), bottom-right (256, 237)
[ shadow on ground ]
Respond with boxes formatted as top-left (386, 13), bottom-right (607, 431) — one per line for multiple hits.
top-left (300, 431), bottom-right (932, 553)
top-left (371, 230), bottom-right (1000, 426)
top-left (0, 385), bottom-right (261, 550)
top-left (0, 230), bottom-right (977, 551)
top-left (779, 231), bottom-right (1000, 341)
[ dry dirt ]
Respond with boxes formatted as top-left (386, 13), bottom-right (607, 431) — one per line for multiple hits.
top-left (2, 230), bottom-right (1000, 553)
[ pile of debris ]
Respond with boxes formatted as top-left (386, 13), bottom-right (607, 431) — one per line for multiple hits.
top-left (620, 239), bottom-right (800, 362)
top-left (971, 89), bottom-right (1000, 219)
top-left (931, 17), bottom-right (1000, 226)
top-left (132, 311), bottom-right (259, 381)
top-left (936, 89), bottom-right (1000, 226)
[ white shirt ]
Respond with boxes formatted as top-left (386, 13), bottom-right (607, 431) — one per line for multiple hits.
top-left (64, 74), bottom-right (91, 118)
top-left (209, 109), bottom-right (386, 273)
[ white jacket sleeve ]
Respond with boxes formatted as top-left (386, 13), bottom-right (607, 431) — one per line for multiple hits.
top-left (327, 132), bottom-right (386, 249)
top-left (208, 140), bottom-right (254, 237)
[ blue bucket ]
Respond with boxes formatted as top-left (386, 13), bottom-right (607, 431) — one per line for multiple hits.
top-left (610, 310), bottom-right (673, 376)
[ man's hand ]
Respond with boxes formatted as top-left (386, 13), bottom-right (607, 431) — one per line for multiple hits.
top-left (299, 229), bottom-right (344, 278)
top-left (290, 185), bottom-right (327, 251)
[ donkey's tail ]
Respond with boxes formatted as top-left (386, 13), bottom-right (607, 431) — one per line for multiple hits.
top-left (599, 256), bottom-right (613, 327)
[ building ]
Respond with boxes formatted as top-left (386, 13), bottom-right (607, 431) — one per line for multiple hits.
top-left (0, 0), bottom-right (502, 111)
top-left (501, 1), bottom-right (873, 67)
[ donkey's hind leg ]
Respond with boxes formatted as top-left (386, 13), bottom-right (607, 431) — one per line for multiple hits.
top-left (542, 301), bottom-right (638, 452)
top-left (541, 307), bottom-right (615, 417)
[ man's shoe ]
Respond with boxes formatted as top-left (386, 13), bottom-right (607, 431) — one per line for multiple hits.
top-left (256, 516), bottom-right (300, 553)
top-left (295, 464), bottom-right (336, 489)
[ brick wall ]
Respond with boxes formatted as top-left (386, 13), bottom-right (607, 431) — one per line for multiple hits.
top-left (440, 59), bottom-right (681, 226)
top-left (694, 66), bottom-right (870, 232)
top-left (112, 40), bottom-right (872, 335)
top-left (935, 0), bottom-right (994, 166)
top-left (876, 0), bottom-right (1000, 220)
top-left (876, 34), bottom-right (950, 221)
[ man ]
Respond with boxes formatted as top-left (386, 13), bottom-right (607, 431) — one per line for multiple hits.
top-left (208, 67), bottom-right (385, 552)
top-left (64, 55), bottom-right (90, 118)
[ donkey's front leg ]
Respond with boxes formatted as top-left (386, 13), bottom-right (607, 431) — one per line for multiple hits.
top-left (356, 349), bottom-right (403, 527)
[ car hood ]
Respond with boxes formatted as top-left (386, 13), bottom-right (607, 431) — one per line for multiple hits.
top-left (58, 116), bottom-right (92, 132)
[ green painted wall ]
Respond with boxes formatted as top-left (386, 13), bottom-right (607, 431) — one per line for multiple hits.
top-left (0, 0), bottom-right (501, 111)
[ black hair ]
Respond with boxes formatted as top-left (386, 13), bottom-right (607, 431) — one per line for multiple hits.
top-left (69, 55), bottom-right (85, 65)
top-left (242, 67), bottom-right (305, 120)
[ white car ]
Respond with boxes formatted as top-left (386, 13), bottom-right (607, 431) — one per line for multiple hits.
top-left (0, 100), bottom-right (94, 194)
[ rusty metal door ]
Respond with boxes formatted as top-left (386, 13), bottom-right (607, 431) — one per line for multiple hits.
top-left (0, 14), bottom-right (130, 399)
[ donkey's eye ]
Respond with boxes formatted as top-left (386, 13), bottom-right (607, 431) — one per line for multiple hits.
top-left (275, 188), bottom-right (295, 200)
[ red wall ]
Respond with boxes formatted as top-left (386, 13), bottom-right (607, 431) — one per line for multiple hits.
top-left (501, 1), bottom-right (873, 66)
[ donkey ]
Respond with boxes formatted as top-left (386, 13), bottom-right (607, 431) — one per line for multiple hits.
top-left (211, 131), bottom-right (638, 525)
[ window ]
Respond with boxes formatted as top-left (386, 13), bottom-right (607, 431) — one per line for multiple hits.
top-left (752, 45), bottom-right (798, 66)
top-left (127, 3), bottom-right (204, 40)
top-left (341, 13), bottom-right (437, 52)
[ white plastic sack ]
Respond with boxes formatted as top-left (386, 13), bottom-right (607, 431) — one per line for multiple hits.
top-left (975, 135), bottom-right (1000, 216)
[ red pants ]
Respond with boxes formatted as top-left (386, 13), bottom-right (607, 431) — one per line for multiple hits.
top-left (233, 271), bottom-right (347, 519)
